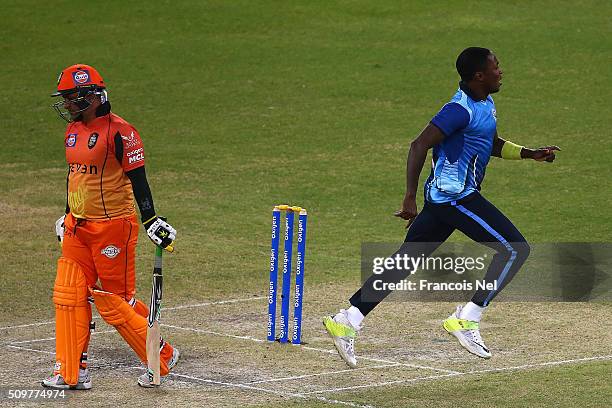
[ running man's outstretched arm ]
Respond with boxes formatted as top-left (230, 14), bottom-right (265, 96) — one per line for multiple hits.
top-left (492, 131), bottom-right (561, 162)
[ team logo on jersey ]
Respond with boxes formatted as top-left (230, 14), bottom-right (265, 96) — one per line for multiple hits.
top-left (88, 132), bottom-right (99, 149)
top-left (66, 133), bottom-right (77, 147)
top-left (73, 70), bottom-right (90, 85)
top-left (121, 131), bottom-right (140, 149)
top-left (101, 245), bottom-right (121, 259)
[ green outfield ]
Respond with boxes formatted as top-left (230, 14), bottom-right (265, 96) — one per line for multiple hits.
top-left (0, 1), bottom-right (610, 407)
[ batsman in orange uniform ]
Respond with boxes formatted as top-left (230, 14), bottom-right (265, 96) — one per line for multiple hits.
top-left (43, 64), bottom-right (179, 389)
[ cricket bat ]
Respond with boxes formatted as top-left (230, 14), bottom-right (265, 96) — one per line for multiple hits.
top-left (146, 245), bottom-right (164, 386)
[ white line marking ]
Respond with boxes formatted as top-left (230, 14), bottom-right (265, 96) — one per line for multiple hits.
top-left (466, 355), bottom-right (612, 374)
top-left (8, 330), bottom-right (116, 345)
top-left (3, 312), bottom-right (455, 378)
top-left (161, 369), bottom-right (375, 408)
top-left (301, 345), bottom-right (460, 374)
top-left (165, 297), bottom-right (266, 311)
top-left (128, 366), bottom-right (374, 408)
top-left (7, 344), bottom-right (55, 355)
top-left (0, 321), bottom-right (54, 330)
top-left (400, 363), bottom-right (460, 374)
top-left (0, 296), bottom-right (265, 331)
top-left (3, 318), bottom-right (456, 378)
top-left (7, 337), bottom-right (611, 403)
top-left (9, 336), bottom-right (57, 344)
top-left (6, 318), bottom-right (449, 395)
top-left (161, 323), bottom-right (265, 343)
top-left (304, 354), bottom-right (612, 394)
top-left (242, 363), bottom-right (401, 385)
top-left (302, 373), bottom-right (459, 394)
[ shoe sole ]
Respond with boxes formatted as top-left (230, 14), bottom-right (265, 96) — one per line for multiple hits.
top-left (41, 381), bottom-right (92, 390)
top-left (323, 317), bottom-right (358, 369)
top-left (138, 380), bottom-right (160, 388)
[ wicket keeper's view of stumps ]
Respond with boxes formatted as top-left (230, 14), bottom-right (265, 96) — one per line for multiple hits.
top-left (268, 205), bottom-right (308, 345)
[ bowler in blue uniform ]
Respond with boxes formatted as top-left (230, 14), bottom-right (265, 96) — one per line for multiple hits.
top-left (323, 47), bottom-right (560, 367)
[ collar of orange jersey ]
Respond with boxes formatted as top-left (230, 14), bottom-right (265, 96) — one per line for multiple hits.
top-left (459, 81), bottom-right (487, 102)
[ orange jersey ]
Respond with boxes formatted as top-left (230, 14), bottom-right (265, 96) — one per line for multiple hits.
top-left (64, 112), bottom-right (145, 219)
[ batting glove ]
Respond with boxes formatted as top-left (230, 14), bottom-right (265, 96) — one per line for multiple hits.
top-left (144, 216), bottom-right (176, 252)
top-left (55, 215), bottom-right (66, 243)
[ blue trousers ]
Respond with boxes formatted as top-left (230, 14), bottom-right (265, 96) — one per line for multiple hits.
top-left (350, 193), bottom-right (530, 315)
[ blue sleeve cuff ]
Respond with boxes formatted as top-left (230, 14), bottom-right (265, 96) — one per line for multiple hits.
top-left (430, 103), bottom-right (470, 137)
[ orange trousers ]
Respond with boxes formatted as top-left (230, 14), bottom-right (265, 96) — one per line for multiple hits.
top-left (63, 213), bottom-right (138, 297)
top-left (58, 213), bottom-right (174, 370)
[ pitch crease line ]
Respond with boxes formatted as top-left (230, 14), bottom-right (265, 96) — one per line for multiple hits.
top-left (6, 344), bottom-right (55, 355)
top-left (241, 363), bottom-right (401, 385)
top-left (131, 368), bottom-right (374, 408)
top-left (0, 321), bottom-right (54, 331)
top-left (162, 323), bottom-right (265, 343)
top-left (165, 296), bottom-right (267, 311)
top-left (305, 354), bottom-right (612, 394)
top-left (466, 355), bottom-right (612, 374)
top-left (0, 296), bottom-right (265, 331)
top-left (301, 345), bottom-right (459, 374)
top-left (8, 330), bottom-right (116, 345)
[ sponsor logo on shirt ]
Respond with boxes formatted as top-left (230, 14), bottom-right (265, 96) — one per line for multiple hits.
top-left (101, 245), bottom-right (121, 259)
top-left (127, 147), bottom-right (144, 165)
top-left (73, 70), bottom-right (90, 84)
top-left (69, 162), bottom-right (98, 175)
top-left (88, 132), bottom-right (99, 149)
top-left (66, 133), bottom-right (77, 147)
top-left (492, 109), bottom-right (497, 121)
top-left (121, 131), bottom-right (141, 149)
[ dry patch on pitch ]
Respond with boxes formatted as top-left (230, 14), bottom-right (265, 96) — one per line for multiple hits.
top-left (1, 286), bottom-right (610, 407)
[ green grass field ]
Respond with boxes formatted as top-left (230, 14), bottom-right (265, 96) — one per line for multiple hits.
top-left (0, 1), bottom-right (610, 407)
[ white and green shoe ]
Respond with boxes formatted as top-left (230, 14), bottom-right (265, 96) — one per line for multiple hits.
top-left (137, 346), bottom-right (180, 387)
top-left (323, 310), bottom-right (360, 368)
top-left (42, 368), bottom-right (92, 390)
top-left (443, 306), bottom-right (491, 359)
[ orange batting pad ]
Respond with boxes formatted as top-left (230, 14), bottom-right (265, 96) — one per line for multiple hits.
top-left (130, 298), bottom-right (149, 318)
top-left (53, 258), bottom-right (91, 385)
top-left (91, 289), bottom-right (169, 375)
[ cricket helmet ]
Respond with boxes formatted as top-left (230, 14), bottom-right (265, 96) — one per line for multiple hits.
top-left (51, 64), bottom-right (108, 122)
top-left (51, 64), bottom-right (106, 97)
